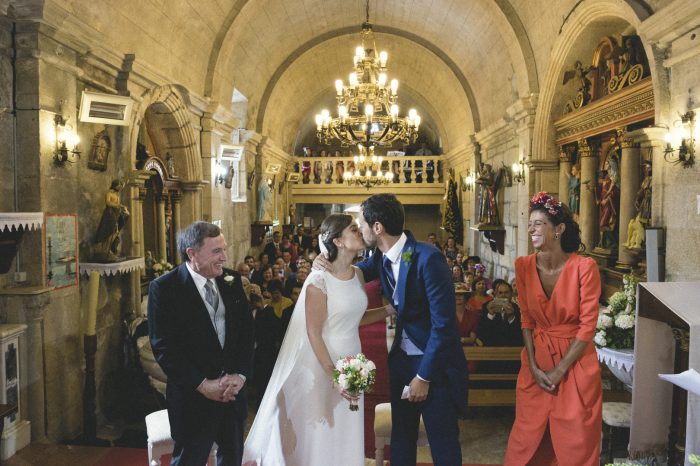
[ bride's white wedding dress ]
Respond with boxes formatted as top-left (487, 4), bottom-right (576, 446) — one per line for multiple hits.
top-left (243, 267), bottom-right (368, 466)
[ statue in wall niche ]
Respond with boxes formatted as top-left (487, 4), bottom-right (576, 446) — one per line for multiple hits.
top-left (568, 164), bottom-right (581, 221)
top-left (563, 60), bottom-right (592, 112)
top-left (624, 216), bottom-right (646, 250)
top-left (635, 160), bottom-right (652, 224)
top-left (587, 164), bottom-right (620, 250)
top-left (165, 152), bottom-right (177, 178)
top-left (92, 179), bottom-right (130, 262)
top-left (256, 177), bottom-right (273, 223)
top-left (475, 163), bottom-right (503, 227)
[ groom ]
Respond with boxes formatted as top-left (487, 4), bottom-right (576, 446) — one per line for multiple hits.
top-left (319, 194), bottom-right (468, 465)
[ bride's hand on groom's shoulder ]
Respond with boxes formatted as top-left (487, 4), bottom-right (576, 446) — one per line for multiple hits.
top-left (312, 253), bottom-right (333, 272)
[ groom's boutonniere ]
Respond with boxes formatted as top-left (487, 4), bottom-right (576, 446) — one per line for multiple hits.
top-left (223, 273), bottom-right (235, 286)
top-left (401, 247), bottom-right (414, 266)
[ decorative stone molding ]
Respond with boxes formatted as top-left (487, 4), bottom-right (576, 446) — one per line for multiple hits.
top-left (554, 79), bottom-right (654, 145)
top-left (638, 0), bottom-right (700, 48)
top-left (0, 213), bottom-right (44, 232)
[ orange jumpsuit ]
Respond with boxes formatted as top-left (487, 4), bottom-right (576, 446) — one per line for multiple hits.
top-left (504, 254), bottom-right (602, 466)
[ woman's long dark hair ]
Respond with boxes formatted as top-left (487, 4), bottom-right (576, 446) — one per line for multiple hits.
top-left (530, 199), bottom-right (583, 253)
top-left (320, 214), bottom-right (354, 262)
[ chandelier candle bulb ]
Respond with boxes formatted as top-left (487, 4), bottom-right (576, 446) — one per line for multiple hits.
top-left (335, 79), bottom-right (344, 95)
top-left (379, 51), bottom-right (388, 67)
top-left (390, 79), bottom-right (398, 95)
top-left (378, 73), bottom-right (387, 86)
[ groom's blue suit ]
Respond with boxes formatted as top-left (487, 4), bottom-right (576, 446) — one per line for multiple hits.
top-left (357, 231), bottom-right (468, 466)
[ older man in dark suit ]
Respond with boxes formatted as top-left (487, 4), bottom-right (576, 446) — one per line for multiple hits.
top-left (149, 221), bottom-right (254, 465)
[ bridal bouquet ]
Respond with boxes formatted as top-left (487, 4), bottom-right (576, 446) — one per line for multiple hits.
top-left (333, 353), bottom-right (376, 411)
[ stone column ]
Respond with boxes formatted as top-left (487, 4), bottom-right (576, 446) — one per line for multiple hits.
top-left (617, 136), bottom-right (641, 268)
top-left (156, 194), bottom-right (167, 261)
top-left (578, 139), bottom-right (598, 252)
top-left (180, 181), bottom-right (206, 226)
top-left (558, 147), bottom-right (571, 207)
top-left (172, 192), bottom-right (182, 265)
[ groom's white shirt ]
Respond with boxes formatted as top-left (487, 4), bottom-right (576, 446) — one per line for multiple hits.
top-left (384, 233), bottom-right (424, 357)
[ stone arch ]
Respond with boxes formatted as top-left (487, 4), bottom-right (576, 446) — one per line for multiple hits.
top-left (203, 0), bottom-right (540, 133)
top-left (531, 0), bottom-right (657, 162)
top-left (253, 26), bottom-right (480, 135)
top-left (129, 85), bottom-right (202, 181)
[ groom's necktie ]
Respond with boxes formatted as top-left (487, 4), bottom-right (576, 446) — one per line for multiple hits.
top-left (383, 256), bottom-right (396, 293)
top-left (204, 280), bottom-right (219, 310)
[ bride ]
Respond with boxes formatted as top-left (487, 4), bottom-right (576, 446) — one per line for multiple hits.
top-left (243, 214), bottom-right (393, 466)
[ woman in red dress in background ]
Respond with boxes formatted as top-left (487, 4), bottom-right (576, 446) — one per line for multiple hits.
top-left (504, 192), bottom-right (602, 466)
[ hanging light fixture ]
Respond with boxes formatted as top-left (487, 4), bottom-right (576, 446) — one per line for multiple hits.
top-left (342, 144), bottom-right (393, 189)
top-left (315, 0), bottom-right (421, 149)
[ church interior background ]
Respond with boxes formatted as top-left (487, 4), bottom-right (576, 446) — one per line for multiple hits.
top-left (0, 0), bottom-right (699, 464)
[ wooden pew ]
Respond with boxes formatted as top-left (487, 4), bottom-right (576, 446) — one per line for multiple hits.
top-left (463, 346), bottom-right (523, 407)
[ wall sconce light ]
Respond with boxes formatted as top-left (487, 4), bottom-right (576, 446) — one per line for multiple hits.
top-left (511, 158), bottom-right (526, 184)
top-left (664, 110), bottom-right (695, 168)
top-left (462, 170), bottom-right (475, 191)
top-left (214, 160), bottom-right (228, 186)
top-left (53, 114), bottom-right (81, 165)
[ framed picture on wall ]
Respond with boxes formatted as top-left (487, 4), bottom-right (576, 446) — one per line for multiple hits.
top-left (287, 172), bottom-right (300, 183)
top-left (88, 130), bottom-right (111, 171)
top-left (44, 214), bottom-right (79, 289)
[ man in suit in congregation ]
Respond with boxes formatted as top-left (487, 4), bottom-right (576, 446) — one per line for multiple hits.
top-left (149, 221), bottom-right (254, 465)
top-left (315, 193), bottom-right (468, 466)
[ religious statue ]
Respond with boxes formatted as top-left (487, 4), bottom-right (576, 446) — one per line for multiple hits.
top-left (289, 203), bottom-right (297, 225)
top-left (568, 164), bottom-right (581, 220)
top-left (587, 165), bottom-right (620, 249)
top-left (563, 60), bottom-right (592, 110)
top-left (257, 177), bottom-right (273, 223)
top-left (635, 160), bottom-right (652, 224)
top-left (165, 152), bottom-right (177, 178)
top-left (92, 179), bottom-right (130, 262)
top-left (475, 163), bottom-right (502, 227)
top-left (623, 215), bottom-right (646, 250)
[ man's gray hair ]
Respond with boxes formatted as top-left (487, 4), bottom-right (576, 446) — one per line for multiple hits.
top-left (177, 221), bottom-right (221, 263)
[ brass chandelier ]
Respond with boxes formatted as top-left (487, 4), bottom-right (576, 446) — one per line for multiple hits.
top-left (343, 144), bottom-right (394, 189)
top-left (315, 0), bottom-right (421, 149)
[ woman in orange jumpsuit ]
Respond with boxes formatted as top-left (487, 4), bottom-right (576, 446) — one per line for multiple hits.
top-left (504, 192), bottom-right (602, 466)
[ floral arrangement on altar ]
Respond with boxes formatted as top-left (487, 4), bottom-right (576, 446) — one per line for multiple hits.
top-left (606, 453), bottom-right (700, 466)
top-left (595, 274), bottom-right (640, 349)
top-left (151, 258), bottom-right (173, 278)
top-left (332, 353), bottom-right (376, 411)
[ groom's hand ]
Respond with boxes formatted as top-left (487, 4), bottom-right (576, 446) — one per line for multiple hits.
top-left (312, 253), bottom-right (333, 272)
top-left (220, 374), bottom-right (245, 401)
top-left (408, 376), bottom-right (429, 402)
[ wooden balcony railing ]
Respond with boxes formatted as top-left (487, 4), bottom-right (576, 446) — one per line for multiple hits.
top-left (289, 156), bottom-right (446, 204)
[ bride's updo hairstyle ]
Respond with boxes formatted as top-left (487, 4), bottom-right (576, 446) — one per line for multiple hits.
top-left (320, 214), bottom-right (354, 262)
top-left (529, 192), bottom-right (583, 253)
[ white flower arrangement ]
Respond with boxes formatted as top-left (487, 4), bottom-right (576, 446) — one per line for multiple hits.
top-left (151, 258), bottom-right (173, 277)
top-left (595, 274), bottom-right (640, 349)
top-left (332, 353), bottom-right (376, 411)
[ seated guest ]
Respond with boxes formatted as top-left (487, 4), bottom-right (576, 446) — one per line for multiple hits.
top-left (259, 264), bottom-right (274, 291)
top-left (477, 279), bottom-right (523, 346)
top-left (464, 271), bottom-right (475, 291)
top-left (455, 289), bottom-right (477, 344)
top-left (474, 263), bottom-right (493, 290)
top-left (466, 277), bottom-right (492, 319)
top-left (263, 231), bottom-right (283, 260)
top-left (465, 255), bottom-right (481, 274)
top-left (250, 259), bottom-right (263, 285)
top-left (244, 255), bottom-right (255, 279)
top-left (250, 292), bottom-right (283, 407)
top-left (510, 278), bottom-right (519, 306)
top-left (281, 285), bottom-right (302, 333)
top-left (284, 266), bottom-right (308, 297)
top-left (267, 280), bottom-right (293, 324)
top-left (237, 262), bottom-right (250, 281)
top-left (455, 252), bottom-right (465, 270)
top-left (452, 265), bottom-right (467, 291)
top-left (443, 236), bottom-right (461, 260)
top-left (427, 232), bottom-right (442, 251)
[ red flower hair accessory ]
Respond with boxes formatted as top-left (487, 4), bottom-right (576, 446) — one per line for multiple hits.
top-left (530, 192), bottom-right (563, 217)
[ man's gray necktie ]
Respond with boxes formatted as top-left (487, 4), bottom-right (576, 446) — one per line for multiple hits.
top-left (204, 280), bottom-right (219, 310)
